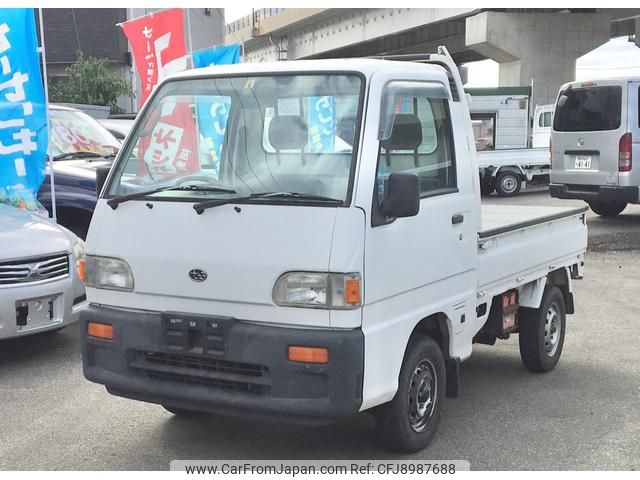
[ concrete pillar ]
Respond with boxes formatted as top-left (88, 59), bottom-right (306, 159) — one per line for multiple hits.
top-left (465, 11), bottom-right (611, 106)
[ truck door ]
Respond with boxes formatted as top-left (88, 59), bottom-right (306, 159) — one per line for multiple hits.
top-left (359, 80), bottom-right (477, 407)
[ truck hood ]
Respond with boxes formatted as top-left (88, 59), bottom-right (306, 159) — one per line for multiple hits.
top-left (87, 200), bottom-right (364, 328)
top-left (0, 205), bottom-right (74, 260)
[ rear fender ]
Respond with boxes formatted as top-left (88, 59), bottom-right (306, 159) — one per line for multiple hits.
top-left (518, 267), bottom-right (574, 314)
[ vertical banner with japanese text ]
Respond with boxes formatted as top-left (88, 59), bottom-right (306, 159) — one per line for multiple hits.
top-left (192, 44), bottom-right (241, 175)
top-left (121, 9), bottom-right (198, 181)
top-left (307, 96), bottom-right (336, 153)
top-left (121, 8), bottom-right (188, 107)
top-left (0, 8), bottom-right (48, 210)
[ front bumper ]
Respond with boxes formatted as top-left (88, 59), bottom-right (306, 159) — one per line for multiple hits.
top-left (81, 304), bottom-right (364, 422)
top-left (549, 183), bottom-right (639, 203)
top-left (0, 275), bottom-right (86, 339)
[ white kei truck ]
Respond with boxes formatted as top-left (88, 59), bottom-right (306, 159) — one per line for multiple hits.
top-left (80, 47), bottom-right (588, 452)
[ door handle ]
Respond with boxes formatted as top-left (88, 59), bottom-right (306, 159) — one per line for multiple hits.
top-left (452, 214), bottom-right (464, 225)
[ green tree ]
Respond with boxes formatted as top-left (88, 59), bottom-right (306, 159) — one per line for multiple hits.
top-left (49, 52), bottom-right (132, 114)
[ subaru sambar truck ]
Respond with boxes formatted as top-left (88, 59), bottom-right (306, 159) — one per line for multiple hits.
top-left (80, 47), bottom-right (587, 452)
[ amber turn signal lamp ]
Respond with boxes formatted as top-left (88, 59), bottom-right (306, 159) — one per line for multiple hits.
top-left (344, 278), bottom-right (361, 305)
top-left (288, 346), bottom-right (329, 364)
top-left (87, 322), bottom-right (114, 340)
top-left (77, 259), bottom-right (86, 282)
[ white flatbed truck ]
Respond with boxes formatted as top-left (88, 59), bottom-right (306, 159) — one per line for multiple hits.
top-left (80, 47), bottom-right (587, 452)
top-left (478, 147), bottom-right (549, 196)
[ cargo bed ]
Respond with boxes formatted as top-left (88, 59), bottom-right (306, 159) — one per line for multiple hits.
top-left (477, 204), bottom-right (588, 302)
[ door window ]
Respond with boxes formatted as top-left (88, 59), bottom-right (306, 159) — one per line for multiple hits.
top-left (376, 89), bottom-right (456, 204)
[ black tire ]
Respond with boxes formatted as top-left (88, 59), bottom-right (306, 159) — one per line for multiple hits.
top-left (588, 201), bottom-right (627, 217)
top-left (495, 171), bottom-right (522, 197)
top-left (518, 286), bottom-right (566, 373)
top-left (162, 405), bottom-right (205, 417)
top-left (375, 335), bottom-right (445, 453)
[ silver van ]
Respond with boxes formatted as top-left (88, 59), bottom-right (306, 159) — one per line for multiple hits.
top-left (549, 78), bottom-right (640, 216)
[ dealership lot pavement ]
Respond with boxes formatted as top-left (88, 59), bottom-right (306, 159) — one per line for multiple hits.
top-left (1, 190), bottom-right (638, 470)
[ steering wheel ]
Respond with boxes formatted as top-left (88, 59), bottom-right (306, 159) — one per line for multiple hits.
top-left (175, 175), bottom-right (217, 186)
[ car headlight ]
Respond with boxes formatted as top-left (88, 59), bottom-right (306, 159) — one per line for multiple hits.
top-left (84, 255), bottom-right (134, 291)
top-left (273, 272), bottom-right (361, 309)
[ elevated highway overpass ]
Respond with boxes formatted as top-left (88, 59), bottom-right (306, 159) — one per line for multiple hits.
top-left (226, 8), bottom-right (640, 105)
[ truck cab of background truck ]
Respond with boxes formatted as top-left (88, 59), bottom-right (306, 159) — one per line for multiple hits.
top-left (80, 48), bottom-right (584, 453)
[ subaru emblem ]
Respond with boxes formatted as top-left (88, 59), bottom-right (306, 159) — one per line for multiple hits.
top-left (188, 269), bottom-right (208, 282)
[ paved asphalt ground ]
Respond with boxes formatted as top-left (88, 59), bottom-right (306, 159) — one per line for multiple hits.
top-left (1, 188), bottom-right (638, 470)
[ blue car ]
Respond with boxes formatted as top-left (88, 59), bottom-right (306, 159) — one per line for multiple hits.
top-left (38, 105), bottom-right (121, 238)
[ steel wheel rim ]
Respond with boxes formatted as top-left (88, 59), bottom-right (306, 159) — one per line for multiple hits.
top-left (500, 174), bottom-right (518, 193)
top-left (544, 302), bottom-right (561, 357)
top-left (407, 358), bottom-right (438, 432)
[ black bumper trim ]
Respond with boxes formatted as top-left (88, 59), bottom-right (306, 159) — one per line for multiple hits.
top-left (549, 183), bottom-right (638, 203)
top-left (81, 305), bottom-right (364, 421)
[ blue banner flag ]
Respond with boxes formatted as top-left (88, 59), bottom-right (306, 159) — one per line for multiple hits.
top-left (191, 44), bottom-right (241, 175)
top-left (192, 43), bottom-right (241, 68)
top-left (307, 96), bottom-right (335, 153)
top-left (0, 8), bottom-right (48, 210)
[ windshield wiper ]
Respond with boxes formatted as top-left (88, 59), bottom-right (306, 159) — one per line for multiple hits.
top-left (107, 185), bottom-right (236, 210)
top-left (53, 151), bottom-right (116, 161)
top-left (193, 191), bottom-right (343, 215)
top-left (258, 192), bottom-right (343, 203)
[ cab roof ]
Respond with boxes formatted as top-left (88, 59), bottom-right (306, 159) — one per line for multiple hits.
top-left (169, 58), bottom-right (448, 81)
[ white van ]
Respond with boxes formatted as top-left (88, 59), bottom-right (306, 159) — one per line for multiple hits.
top-left (550, 78), bottom-right (640, 216)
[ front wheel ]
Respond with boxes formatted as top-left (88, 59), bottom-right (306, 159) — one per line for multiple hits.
top-left (375, 335), bottom-right (445, 452)
top-left (588, 201), bottom-right (627, 217)
top-left (518, 286), bottom-right (566, 373)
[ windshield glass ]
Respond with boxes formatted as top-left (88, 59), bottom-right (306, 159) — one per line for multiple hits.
top-left (107, 74), bottom-right (363, 203)
top-left (50, 108), bottom-right (121, 158)
top-left (553, 85), bottom-right (622, 132)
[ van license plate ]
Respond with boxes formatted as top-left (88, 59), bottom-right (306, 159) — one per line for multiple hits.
top-left (575, 156), bottom-right (592, 169)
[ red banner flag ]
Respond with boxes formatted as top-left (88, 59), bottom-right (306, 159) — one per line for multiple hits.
top-left (121, 8), bottom-right (188, 106)
top-left (137, 99), bottom-right (200, 179)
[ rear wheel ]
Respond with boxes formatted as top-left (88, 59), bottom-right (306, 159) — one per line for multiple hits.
top-left (375, 335), bottom-right (445, 452)
top-left (495, 171), bottom-right (522, 197)
top-left (588, 201), bottom-right (627, 217)
top-left (518, 286), bottom-right (566, 373)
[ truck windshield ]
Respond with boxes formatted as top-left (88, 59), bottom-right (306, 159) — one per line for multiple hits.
top-left (553, 85), bottom-right (622, 132)
top-left (107, 74), bottom-right (363, 204)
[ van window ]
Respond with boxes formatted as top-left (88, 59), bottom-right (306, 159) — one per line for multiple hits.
top-left (553, 86), bottom-right (622, 132)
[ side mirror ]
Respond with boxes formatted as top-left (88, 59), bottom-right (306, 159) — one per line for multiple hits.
top-left (381, 172), bottom-right (420, 218)
top-left (95, 166), bottom-right (111, 197)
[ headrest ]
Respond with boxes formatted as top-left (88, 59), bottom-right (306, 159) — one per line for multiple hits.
top-left (268, 115), bottom-right (308, 151)
top-left (380, 114), bottom-right (422, 150)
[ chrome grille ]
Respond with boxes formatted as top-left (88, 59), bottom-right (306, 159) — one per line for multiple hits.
top-left (0, 254), bottom-right (69, 286)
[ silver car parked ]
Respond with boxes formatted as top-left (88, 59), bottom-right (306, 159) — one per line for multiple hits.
top-left (550, 77), bottom-right (640, 216)
top-left (0, 205), bottom-right (86, 338)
